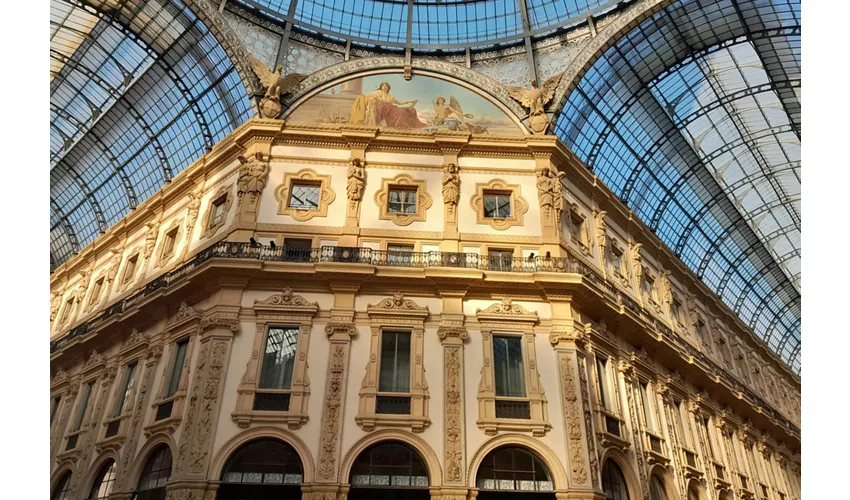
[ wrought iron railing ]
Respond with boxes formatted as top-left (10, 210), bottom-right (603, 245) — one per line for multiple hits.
top-left (48, 241), bottom-right (800, 436)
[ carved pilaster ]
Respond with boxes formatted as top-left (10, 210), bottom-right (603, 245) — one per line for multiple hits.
top-left (556, 350), bottom-right (590, 488)
top-left (316, 323), bottom-right (356, 482)
top-left (439, 325), bottom-right (468, 485)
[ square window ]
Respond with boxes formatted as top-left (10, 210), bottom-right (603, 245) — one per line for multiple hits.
top-left (210, 196), bottom-right (227, 227)
top-left (161, 228), bottom-right (178, 258)
top-left (483, 192), bottom-right (512, 218)
top-left (387, 187), bottom-right (417, 214)
top-left (123, 254), bottom-right (139, 284)
top-left (288, 183), bottom-right (321, 210)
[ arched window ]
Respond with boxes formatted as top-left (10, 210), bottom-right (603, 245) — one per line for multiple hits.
top-left (218, 439), bottom-right (304, 500)
top-left (350, 442), bottom-right (429, 488)
top-left (601, 459), bottom-right (630, 500)
top-left (649, 475), bottom-right (669, 500)
top-left (51, 472), bottom-right (73, 500)
top-left (475, 446), bottom-right (554, 492)
top-left (688, 484), bottom-right (701, 500)
top-left (88, 460), bottom-right (116, 500)
top-left (136, 445), bottom-right (172, 500)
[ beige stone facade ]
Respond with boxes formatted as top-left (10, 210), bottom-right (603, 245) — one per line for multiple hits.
top-left (49, 118), bottom-right (800, 500)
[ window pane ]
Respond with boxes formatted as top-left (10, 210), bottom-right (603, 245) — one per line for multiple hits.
top-left (402, 190), bottom-right (417, 214)
top-left (596, 358), bottom-right (609, 408)
top-left (259, 327), bottom-right (300, 390)
top-left (165, 341), bottom-right (188, 398)
top-left (114, 363), bottom-right (137, 416)
top-left (388, 189), bottom-right (416, 214)
top-left (51, 396), bottom-right (61, 425)
top-left (493, 336), bottom-right (526, 397)
top-left (51, 472), bottom-right (73, 500)
top-left (72, 382), bottom-right (94, 432)
top-left (289, 184), bottom-right (320, 209)
top-left (90, 461), bottom-right (117, 500)
top-left (379, 331), bottom-right (411, 392)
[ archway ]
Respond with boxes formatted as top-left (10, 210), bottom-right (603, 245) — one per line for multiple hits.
top-left (216, 438), bottom-right (304, 500)
top-left (649, 474), bottom-right (670, 500)
top-left (51, 471), bottom-right (73, 500)
top-left (135, 444), bottom-right (172, 500)
top-left (601, 459), bottom-right (630, 500)
top-left (87, 459), bottom-right (117, 500)
top-left (348, 441), bottom-right (431, 500)
top-left (474, 445), bottom-right (556, 500)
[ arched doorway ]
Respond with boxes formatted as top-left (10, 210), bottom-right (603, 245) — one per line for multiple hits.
top-left (475, 446), bottom-right (556, 500)
top-left (217, 438), bottom-right (304, 500)
top-left (348, 441), bottom-right (430, 500)
top-left (649, 474), bottom-right (670, 500)
top-left (87, 460), bottom-right (117, 500)
top-left (601, 459), bottom-right (630, 500)
top-left (51, 471), bottom-right (73, 500)
top-left (135, 445), bottom-right (172, 500)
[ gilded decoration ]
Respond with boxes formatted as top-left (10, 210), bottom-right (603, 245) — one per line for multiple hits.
top-left (233, 288), bottom-right (318, 429)
top-left (275, 168), bottom-right (336, 222)
top-left (373, 173), bottom-right (433, 226)
top-left (358, 293), bottom-right (430, 432)
top-left (470, 179), bottom-right (528, 230)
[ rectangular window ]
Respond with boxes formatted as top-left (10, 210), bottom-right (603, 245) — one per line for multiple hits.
top-left (50, 396), bottom-right (61, 425)
top-left (379, 331), bottom-right (411, 393)
top-left (259, 327), bottom-right (300, 390)
top-left (483, 192), bottom-right (512, 218)
top-left (725, 431), bottom-right (739, 469)
top-left (61, 298), bottom-right (74, 322)
top-left (611, 246), bottom-right (624, 275)
top-left (640, 382), bottom-right (655, 430)
top-left (674, 400), bottom-right (690, 446)
top-left (387, 244), bottom-right (414, 266)
top-left (644, 275), bottom-right (657, 303)
top-left (488, 249), bottom-right (514, 271)
top-left (703, 417), bottom-right (716, 459)
top-left (569, 213), bottom-right (585, 243)
top-left (88, 278), bottom-right (104, 306)
top-left (288, 183), bottom-right (321, 210)
top-left (164, 340), bottom-right (189, 398)
top-left (387, 187), bottom-right (417, 214)
top-left (596, 357), bottom-right (611, 410)
top-left (210, 196), bottom-right (227, 226)
top-left (671, 298), bottom-right (683, 324)
top-left (72, 382), bottom-right (94, 432)
top-left (123, 254), bottom-right (138, 284)
top-left (161, 228), bottom-right (178, 257)
top-left (113, 363), bottom-right (137, 417)
top-left (493, 336), bottom-right (526, 398)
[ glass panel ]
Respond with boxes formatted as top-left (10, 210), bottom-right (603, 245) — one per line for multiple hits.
top-left (165, 340), bottom-right (188, 398)
top-left (52, 472), bottom-right (73, 500)
top-left (72, 382), bottom-right (94, 432)
top-left (259, 327), bottom-right (299, 390)
top-left (650, 475), bottom-right (669, 500)
top-left (388, 188), bottom-right (417, 214)
top-left (596, 357), bottom-right (609, 409)
top-left (475, 446), bottom-right (553, 492)
top-left (211, 198), bottom-right (226, 225)
top-left (492, 336), bottom-right (526, 398)
top-left (379, 331), bottom-right (411, 393)
top-left (137, 446), bottom-right (172, 492)
top-left (89, 461), bottom-right (116, 500)
top-left (349, 442), bottom-right (430, 488)
top-left (483, 193), bottom-right (512, 218)
top-left (289, 183), bottom-right (321, 209)
top-left (114, 363), bottom-right (137, 416)
top-left (51, 396), bottom-right (61, 425)
top-left (601, 459), bottom-right (630, 500)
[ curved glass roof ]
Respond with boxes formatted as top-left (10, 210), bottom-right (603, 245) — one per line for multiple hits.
top-left (236, 0), bottom-right (624, 48)
top-left (50, 0), bottom-right (253, 269)
top-left (553, 0), bottom-right (801, 371)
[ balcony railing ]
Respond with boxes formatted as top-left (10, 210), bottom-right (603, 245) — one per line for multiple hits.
top-left (47, 242), bottom-right (801, 436)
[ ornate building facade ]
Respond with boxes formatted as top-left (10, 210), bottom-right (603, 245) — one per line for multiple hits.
top-left (49, 63), bottom-right (800, 500)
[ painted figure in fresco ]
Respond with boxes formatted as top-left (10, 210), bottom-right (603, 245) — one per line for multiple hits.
top-left (349, 82), bottom-right (427, 129)
top-left (431, 95), bottom-right (472, 128)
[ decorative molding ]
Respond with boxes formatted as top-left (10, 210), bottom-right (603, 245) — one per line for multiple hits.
top-left (559, 352), bottom-right (589, 485)
top-left (470, 178), bottom-right (528, 230)
top-left (373, 173), bottom-right (433, 226)
top-left (275, 168), bottom-right (336, 221)
top-left (442, 162), bottom-right (460, 222)
top-left (201, 184), bottom-right (233, 239)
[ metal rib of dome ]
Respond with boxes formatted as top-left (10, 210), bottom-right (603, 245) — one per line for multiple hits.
top-left (553, 0), bottom-right (801, 372)
top-left (50, 0), bottom-right (253, 269)
top-left (235, 0), bottom-right (625, 48)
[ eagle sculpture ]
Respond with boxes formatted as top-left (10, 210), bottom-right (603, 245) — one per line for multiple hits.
top-left (248, 55), bottom-right (306, 118)
top-left (506, 73), bottom-right (563, 116)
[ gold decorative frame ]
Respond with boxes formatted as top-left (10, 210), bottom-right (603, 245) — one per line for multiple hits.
top-left (470, 179), bottom-right (528, 230)
top-left (475, 299), bottom-right (550, 437)
top-left (373, 174), bottom-right (433, 226)
top-left (357, 293), bottom-right (431, 433)
top-left (275, 168), bottom-right (336, 222)
top-left (202, 185), bottom-right (233, 238)
top-left (155, 218), bottom-right (185, 268)
top-left (232, 289), bottom-right (319, 429)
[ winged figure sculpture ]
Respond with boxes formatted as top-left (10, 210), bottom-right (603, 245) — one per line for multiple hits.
top-left (248, 55), bottom-right (306, 118)
top-left (506, 73), bottom-right (563, 116)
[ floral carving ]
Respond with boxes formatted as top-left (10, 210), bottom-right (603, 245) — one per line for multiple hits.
top-left (444, 347), bottom-right (464, 483)
top-left (317, 343), bottom-right (347, 479)
top-left (369, 292), bottom-right (428, 312)
top-left (199, 314), bottom-right (240, 332)
top-left (476, 297), bottom-right (534, 316)
top-left (560, 354), bottom-right (588, 485)
top-left (577, 354), bottom-right (600, 487)
top-left (169, 302), bottom-right (199, 326)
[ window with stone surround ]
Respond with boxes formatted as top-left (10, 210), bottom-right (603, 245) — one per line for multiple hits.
top-left (233, 289), bottom-right (318, 429)
top-left (202, 185), bottom-right (233, 238)
top-left (374, 174), bottom-right (432, 226)
top-left (470, 179), bottom-right (528, 230)
top-left (357, 293), bottom-right (430, 433)
top-left (275, 169), bottom-right (336, 222)
top-left (476, 298), bottom-right (550, 436)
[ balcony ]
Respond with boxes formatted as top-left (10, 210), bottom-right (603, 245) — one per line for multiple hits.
top-left (644, 431), bottom-right (669, 466)
top-left (682, 449), bottom-right (703, 479)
